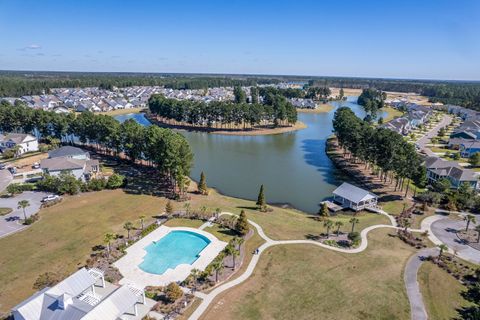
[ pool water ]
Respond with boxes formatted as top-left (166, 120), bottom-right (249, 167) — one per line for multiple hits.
top-left (139, 230), bottom-right (211, 275)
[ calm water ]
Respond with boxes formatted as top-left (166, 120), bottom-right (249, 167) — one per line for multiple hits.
top-left (139, 230), bottom-right (210, 275)
top-left (115, 97), bottom-right (385, 213)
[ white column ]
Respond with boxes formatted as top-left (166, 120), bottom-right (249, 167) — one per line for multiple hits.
top-left (133, 303), bottom-right (138, 316)
top-left (101, 275), bottom-right (105, 288)
top-left (142, 292), bottom-right (146, 304)
top-left (91, 285), bottom-right (95, 295)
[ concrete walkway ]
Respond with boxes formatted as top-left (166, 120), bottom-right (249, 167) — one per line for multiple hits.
top-left (0, 169), bottom-right (13, 193)
top-left (404, 248), bottom-right (438, 320)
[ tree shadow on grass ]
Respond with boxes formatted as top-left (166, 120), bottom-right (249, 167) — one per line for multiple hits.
top-left (305, 233), bottom-right (321, 240)
top-left (236, 206), bottom-right (259, 211)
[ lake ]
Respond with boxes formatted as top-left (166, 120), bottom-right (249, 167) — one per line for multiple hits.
top-left (115, 96), bottom-right (384, 213)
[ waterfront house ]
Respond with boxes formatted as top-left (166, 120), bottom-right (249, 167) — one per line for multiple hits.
top-left (382, 117), bottom-right (412, 135)
top-left (48, 146), bottom-right (90, 160)
top-left (0, 133), bottom-right (39, 155)
top-left (11, 268), bottom-right (149, 320)
top-left (459, 141), bottom-right (480, 158)
top-left (425, 156), bottom-right (479, 189)
top-left (332, 182), bottom-right (379, 211)
top-left (41, 147), bottom-right (98, 181)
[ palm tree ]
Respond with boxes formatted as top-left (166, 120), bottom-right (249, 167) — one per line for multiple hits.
top-left (475, 225), bottom-right (480, 243)
top-left (139, 215), bottom-right (146, 230)
top-left (184, 202), bottom-right (191, 216)
top-left (17, 200), bottom-right (30, 221)
top-left (215, 208), bottom-right (221, 219)
top-left (438, 244), bottom-right (448, 260)
top-left (233, 236), bottom-right (244, 254)
top-left (224, 243), bottom-right (240, 270)
top-left (212, 259), bottom-right (224, 282)
top-left (464, 214), bottom-right (477, 232)
top-left (349, 217), bottom-right (360, 233)
top-left (191, 268), bottom-right (200, 290)
top-left (123, 221), bottom-right (133, 240)
top-left (334, 221), bottom-right (344, 236)
top-left (323, 219), bottom-right (334, 238)
top-left (104, 233), bottom-right (115, 256)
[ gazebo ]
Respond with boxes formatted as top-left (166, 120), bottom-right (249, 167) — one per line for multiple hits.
top-left (332, 182), bottom-right (378, 212)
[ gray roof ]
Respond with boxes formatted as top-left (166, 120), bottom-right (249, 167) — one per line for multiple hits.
top-left (48, 146), bottom-right (88, 159)
top-left (425, 156), bottom-right (477, 182)
top-left (0, 133), bottom-right (36, 144)
top-left (41, 158), bottom-right (86, 171)
top-left (333, 182), bottom-right (377, 203)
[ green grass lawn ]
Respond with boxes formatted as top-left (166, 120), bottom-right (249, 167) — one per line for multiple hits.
top-left (0, 189), bottom-right (168, 313)
top-left (418, 262), bottom-right (471, 320)
top-left (203, 224), bottom-right (238, 242)
top-left (0, 208), bottom-right (13, 216)
top-left (163, 218), bottom-right (204, 229)
top-left (202, 228), bottom-right (415, 320)
top-left (383, 107), bottom-right (403, 122)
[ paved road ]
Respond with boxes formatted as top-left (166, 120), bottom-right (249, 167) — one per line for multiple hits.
top-left (416, 114), bottom-right (452, 156)
top-left (0, 169), bottom-right (13, 192)
top-left (0, 191), bottom-right (50, 238)
top-left (430, 217), bottom-right (480, 264)
top-left (404, 248), bottom-right (438, 320)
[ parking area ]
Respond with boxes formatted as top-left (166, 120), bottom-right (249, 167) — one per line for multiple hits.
top-left (0, 191), bottom-right (50, 238)
top-left (0, 170), bottom-right (13, 193)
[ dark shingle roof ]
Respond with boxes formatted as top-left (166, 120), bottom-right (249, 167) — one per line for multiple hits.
top-left (48, 146), bottom-right (88, 159)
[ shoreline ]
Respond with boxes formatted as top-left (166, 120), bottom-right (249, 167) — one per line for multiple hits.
top-left (145, 113), bottom-right (307, 136)
top-left (297, 103), bottom-right (334, 114)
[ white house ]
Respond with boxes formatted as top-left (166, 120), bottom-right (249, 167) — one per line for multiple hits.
top-left (332, 182), bottom-right (379, 212)
top-left (0, 133), bottom-right (39, 155)
top-left (11, 268), bottom-right (150, 320)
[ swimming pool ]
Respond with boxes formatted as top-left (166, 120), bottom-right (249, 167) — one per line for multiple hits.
top-left (139, 230), bottom-right (211, 275)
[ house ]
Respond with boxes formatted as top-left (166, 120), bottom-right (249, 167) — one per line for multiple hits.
top-left (40, 157), bottom-right (99, 181)
top-left (460, 141), bottom-right (480, 158)
top-left (11, 268), bottom-right (149, 320)
top-left (382, 117), bottom-right (412, 135)
top-left (425, 156), bottom-right (479, 189)
top-left (48, 146), bottom-right (90, 160)
top-left (332, 182), bottom-right (379, 211)
top-left (0, 133), bottom-right (39, 155)
top-left (448, 137), bottom-right (471, 149)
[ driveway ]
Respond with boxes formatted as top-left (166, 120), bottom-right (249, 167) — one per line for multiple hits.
top-left (0, 191), bottom-right (50, 238)
top-left (416, 114), bottom-right (452, 156)
top-left (0, 169), bottom-right (13, 192)
top-left (430, 216), bottom-right (480, 264)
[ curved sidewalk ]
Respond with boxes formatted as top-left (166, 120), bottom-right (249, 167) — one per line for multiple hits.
top-left (404, 248), bottom-right (438, 320)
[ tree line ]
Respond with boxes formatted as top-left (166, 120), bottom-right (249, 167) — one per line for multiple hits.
top-left (332, 107), bottom-right (425, 196)
top-left (0, 71), bottom-right (278, 97)
top-left (0, 101), bottom-right (193, 196)
top-left (148, 92), bottom-right (298, 129)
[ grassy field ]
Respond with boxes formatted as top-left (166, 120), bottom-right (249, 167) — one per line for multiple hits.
top-left (186, 190), bottom-right (390, 240)
top-left (418, 262), bottom-right (471, 319)
top-left (0, 208), bottom-right (13, 216)
top-left (201, 228), bottom-right (415, 320)
top-left (0, 190), bottom-right (167, 313)
top-left (383, 106), bottom-right (403, 122)
top-left (163, 218), bottom-right (204, 229)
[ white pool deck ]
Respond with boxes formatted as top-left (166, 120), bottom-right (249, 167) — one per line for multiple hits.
top-left (115, 226), bottom-right (227, 288)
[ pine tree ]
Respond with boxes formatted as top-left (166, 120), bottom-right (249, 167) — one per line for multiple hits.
top-left (318, 203), bottom-right (330, 218)
top-left (256, 184), bottom-right (266, 210)
top-left (235, 210), bottom-right (249, 236)
top-left (198, 171), bottom-right (208, 195)
top-left (165, 201), bottom-right (173, 215)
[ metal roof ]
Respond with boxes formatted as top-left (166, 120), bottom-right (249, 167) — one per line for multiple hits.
top-left (333, 182), bottom-right (377, 203)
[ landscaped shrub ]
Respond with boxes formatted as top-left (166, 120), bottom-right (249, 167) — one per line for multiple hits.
top-left (33, 271), bottom-right (62, 290)
top-left (347, 231), bottom-right (361, 246)
top-left (140, 222), bottom-right (159, 237)
top-left (87, 178), bottom-right (107, 191)
top-left (106, 173), bottom-right (125, 189)
top-left (36, 172), bottom-right (83, 195)
top-left (24, 213), bottom-right (39, 225)
top-left (165, 282), bottom-right (183, 302)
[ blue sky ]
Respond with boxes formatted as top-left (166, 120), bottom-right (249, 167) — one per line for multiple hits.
top-left (0, 0), bottom-right (479, 80)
